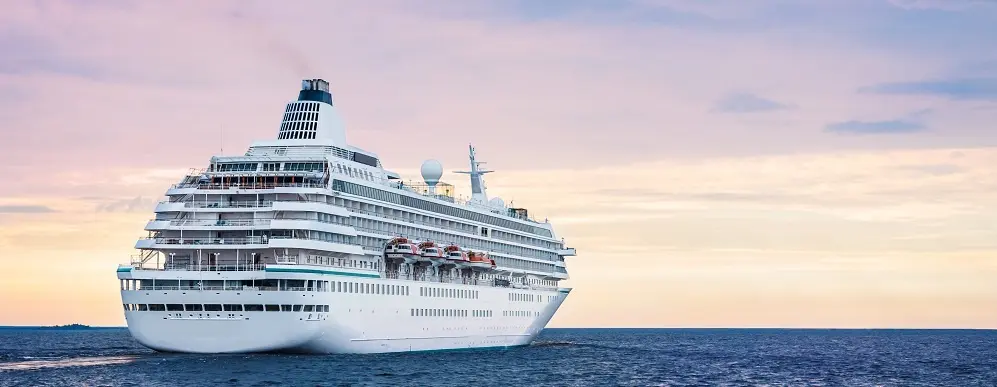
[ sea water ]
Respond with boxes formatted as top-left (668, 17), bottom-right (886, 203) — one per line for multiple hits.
top-left (1, 328), bottom-right (995, 386)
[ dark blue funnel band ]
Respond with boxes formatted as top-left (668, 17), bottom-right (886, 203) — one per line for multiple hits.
top-left (298, 90), bottom-right (333, 105)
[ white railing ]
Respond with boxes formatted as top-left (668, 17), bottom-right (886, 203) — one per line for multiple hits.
top-left (172, 182), bottom-right (327, 190)
top-left (146, 237), bottom-right (267, 245)
top-left (166, 219), bottom-right (271, 227)
top-left (182, 201), bottom-right (273, 208)
top-left (128, 263), bottom-right (557, 291)
top-left (274, 217), bottom-right (350, 226)
top-left (144, 263), bottom-right (267, 272)
top-left (274, 255), bottom-right (299, 264)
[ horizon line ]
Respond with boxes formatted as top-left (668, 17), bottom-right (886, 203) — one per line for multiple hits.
top-left (1, 325), bottom-right (994, 331)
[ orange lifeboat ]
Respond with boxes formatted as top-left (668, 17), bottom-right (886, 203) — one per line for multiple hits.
top-left (419, 241), bottom-right (447, 265)
top-left (445, 245), bottom-right (470, 269)
top-left (467, 251), bottom-right (493, 270)
top-left (384, 237), bottom-right (419, 264)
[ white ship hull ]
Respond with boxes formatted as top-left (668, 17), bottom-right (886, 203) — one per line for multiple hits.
top-left (118, 266), bottom-right (569, 354)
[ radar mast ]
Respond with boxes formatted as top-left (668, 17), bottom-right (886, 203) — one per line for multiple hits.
top-left (454, 144), bottom-right (492, 205)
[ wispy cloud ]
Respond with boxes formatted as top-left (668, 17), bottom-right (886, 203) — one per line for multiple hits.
top-left (885, 0), bottom-right (997, 11)
top-left (861, 78), bottom-right (997, 101)
top-left (92, 196), bottom-right (159, 213)
top-left (825, 108), bottom-right (931, 135)
top-left (895, 163), bottom-right (965, 175)
top-left (825, 120), bottom-right (926, 135)
top-left (711, 93), bottom-right (791, 113)
top-left (0, 205), bottom-right (55, 213)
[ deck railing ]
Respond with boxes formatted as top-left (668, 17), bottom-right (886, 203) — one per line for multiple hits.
top-left (172, 182), bottom-right (327, 190)
top-left (182, 201), bottom-right (274, 209)
top-left (146, 237), bottom-right (267, 245)
top-left (166, 219), bottom-right (271, 227)
top-left (127, 263), bottom-right (558, 291)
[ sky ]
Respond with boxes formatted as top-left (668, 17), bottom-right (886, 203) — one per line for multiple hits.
top-left (1, 0), bottom-right (996, 328)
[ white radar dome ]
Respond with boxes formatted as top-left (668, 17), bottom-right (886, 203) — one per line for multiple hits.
top-left (489, 197), bottom-right (505, 209)
top-left (420, 159), bottom-right (443, 185)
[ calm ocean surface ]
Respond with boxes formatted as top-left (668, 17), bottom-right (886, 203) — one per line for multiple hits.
top-left (0, 328), bottom-right (994, 386)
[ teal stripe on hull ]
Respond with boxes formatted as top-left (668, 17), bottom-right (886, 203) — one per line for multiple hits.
top-left (264, 267), bottom-right (379, 278)
top-left (116, 267), bottom-right (132, 273)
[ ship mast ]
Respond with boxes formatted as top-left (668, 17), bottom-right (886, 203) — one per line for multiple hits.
top-left (454, 144), bottom-right (492, 205)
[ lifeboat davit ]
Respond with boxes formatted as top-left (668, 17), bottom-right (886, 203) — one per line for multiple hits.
top-left (445, 245), bottom-right (470, 269)
top-left (467, 251), bottom-right (494, 271)
top-left (419, 241), bottom-right (447, 266)
top-left (384, 237), bottom-right (419, 264)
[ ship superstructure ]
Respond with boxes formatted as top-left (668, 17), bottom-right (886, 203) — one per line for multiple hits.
top-left (116, 79), bottom-right (577, 354)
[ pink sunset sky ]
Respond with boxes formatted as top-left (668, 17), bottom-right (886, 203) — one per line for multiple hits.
top-left (1, 0), bottom-right (996, 328)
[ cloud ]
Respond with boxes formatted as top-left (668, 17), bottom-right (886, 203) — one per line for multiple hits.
top-left (0, 205), bottom-right (55, 213)
top-left (861, 78), bottom-right (997, 101)
top-left (824, 120), bottom-right (926, 135)
top-left (7, 146), bottom-right (997, 327)
top-left (2, 0), bottom-right (995, 176)
top-left (885, 0), bottom-right (997, 10)
top-left (711, 93), bottom-right (791, 113)
top-left (895, 163), bottom-right (965, 176)
top-left (92, 196), bottom-right (159, 213)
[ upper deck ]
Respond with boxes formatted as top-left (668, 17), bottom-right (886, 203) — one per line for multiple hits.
top-left (165, 159), bottom-right (556, 240)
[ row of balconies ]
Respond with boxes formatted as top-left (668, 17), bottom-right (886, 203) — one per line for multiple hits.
top-left (145, 219), bottom-right (354, 236)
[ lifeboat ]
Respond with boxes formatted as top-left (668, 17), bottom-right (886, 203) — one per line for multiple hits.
top-left (384, 237), bottom-right (419, 264)
top-left (467, 251), bottom-right (493, 270)
top-left (419, 241), bottom-right (447, 265)
top-left (444, 245), bottom-right (470, 269)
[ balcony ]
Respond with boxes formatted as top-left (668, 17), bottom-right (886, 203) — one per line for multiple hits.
top-left (137, 237), bottom-right (268, 248)
top-left (171, 182), bottom-right (327, 190)
top-left (184, 200), bottom-right (274, 209)
top-left (146, 219), bottom-right (274, 231)
top-left (557, 247), bottom-right (576, 256)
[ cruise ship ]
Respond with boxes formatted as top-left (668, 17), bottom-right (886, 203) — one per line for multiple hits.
top-left (116, 79), bottom-right (577, 354)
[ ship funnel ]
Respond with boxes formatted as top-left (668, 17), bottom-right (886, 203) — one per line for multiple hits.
top-left (275, 78), bottom-right (346, 146)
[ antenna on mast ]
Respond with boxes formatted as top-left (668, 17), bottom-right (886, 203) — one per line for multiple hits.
top-left (454, 144), bottom-right (493, 205)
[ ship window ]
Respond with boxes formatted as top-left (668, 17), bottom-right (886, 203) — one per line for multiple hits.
top-left (185, 304), bottom-right (203, 311)
top-left (149, 304), bottom-right (166, 311)
top-left (224, 304), bottom-right (242, 311)
top-left (304, 305), bottom-right (314, 312)
top-left (204, 304), bottom-right (222, 312)
top-left (285, 162), bottom-right (324, 172)
top-left (265, 305), bottom-right (280, 312)
top-left (217, 163), bottom-right (258, 172)
top-left (292, 305), bottom-right (302, 312)
top-left (244, 304), bottom-right (264, 312)
top-left (166, 304), bottom-right (183, 311)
